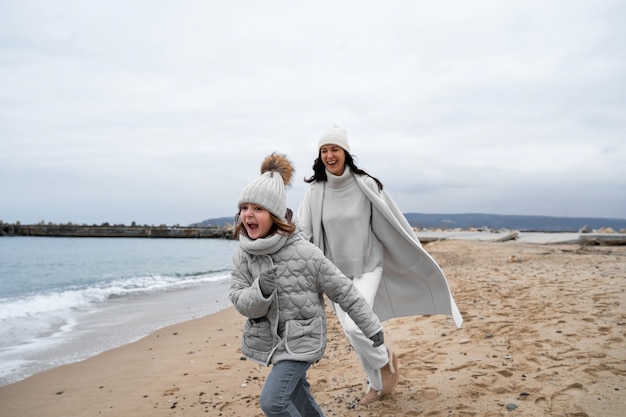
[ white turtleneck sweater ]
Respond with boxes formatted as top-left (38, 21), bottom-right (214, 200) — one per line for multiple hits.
top-left (321, 169), bottom-right (383, 278)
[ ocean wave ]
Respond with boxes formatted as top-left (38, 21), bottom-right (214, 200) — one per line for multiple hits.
top-left (0, 271), bottom-right (230, 322)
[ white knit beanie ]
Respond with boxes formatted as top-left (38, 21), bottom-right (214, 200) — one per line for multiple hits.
top-left (238, 153), bottom-right (294, 222)
top-left (318, 124), bottom-right (350, 153)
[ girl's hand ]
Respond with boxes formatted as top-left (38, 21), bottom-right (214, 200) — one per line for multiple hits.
top-left (259, 267), bottom-right (277, 297)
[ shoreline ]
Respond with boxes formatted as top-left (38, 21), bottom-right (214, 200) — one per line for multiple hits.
top-left (1, 239), bottom-right (625, 416)
top-left (0, 280), bottom-right (233, 387)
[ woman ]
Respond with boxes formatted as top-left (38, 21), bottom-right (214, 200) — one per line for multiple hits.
top-left (229, 152), bottom-right (386, 416)
top-left (296, 125), bottom-right (463, 405)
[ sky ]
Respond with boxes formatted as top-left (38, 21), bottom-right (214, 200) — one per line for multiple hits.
top-left (1, 0), bottom-right (625, 226)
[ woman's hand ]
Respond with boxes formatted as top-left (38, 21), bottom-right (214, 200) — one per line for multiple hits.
top-left (369, 330), bottom-right (385, 347)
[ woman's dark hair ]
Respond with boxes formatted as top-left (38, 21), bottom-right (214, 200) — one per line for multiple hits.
top-left (233, 210), bottom-right (296, 239)
top-left (304, 151), bottom-right (384, 191)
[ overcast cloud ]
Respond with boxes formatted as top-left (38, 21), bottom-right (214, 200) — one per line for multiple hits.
top-left (1, 0), bottom-right (625, 226)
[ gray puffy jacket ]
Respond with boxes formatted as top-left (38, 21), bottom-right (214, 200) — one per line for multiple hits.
top-left (229, 233), bottom-right (382, 366)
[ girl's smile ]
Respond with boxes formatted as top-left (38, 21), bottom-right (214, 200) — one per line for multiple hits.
top-left (240, 203), bottom-right (273, 240)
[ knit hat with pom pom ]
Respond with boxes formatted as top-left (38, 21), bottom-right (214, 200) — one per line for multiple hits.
top-left (238, 153), bottom-right (294, 222)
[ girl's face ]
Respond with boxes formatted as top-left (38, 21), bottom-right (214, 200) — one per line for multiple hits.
top-left (240, 203), bottom-right (273, 240)
top-left (320, 144), bottom-right (346, 176)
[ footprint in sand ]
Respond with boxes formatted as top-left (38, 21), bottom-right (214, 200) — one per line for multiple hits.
top-left (162, 387), bottom-right (180, 396)
top-left (216, 396), bottom-right (259, 413)
top-left (483, 412), bottom-right (505, 417)
top-left (445, 360), bottom-right (477, 372)
top-left (420, 387), bottom-right (440, 400)
top-left (550, 392), bottom-right (573, 409)
top-left (550, 383), bottom-right (587, 412)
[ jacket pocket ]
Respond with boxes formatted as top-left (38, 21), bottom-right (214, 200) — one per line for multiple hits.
top-left (284, 316), bottom-right (325, 356)
top-left (242, 318), bottom-right (273, 354)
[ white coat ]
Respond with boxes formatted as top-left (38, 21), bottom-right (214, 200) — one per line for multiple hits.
top-left (296, 173), bottom-right (463, 328)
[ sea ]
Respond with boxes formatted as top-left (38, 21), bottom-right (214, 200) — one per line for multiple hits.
top-left (0, 236), bottom-right (240, 387)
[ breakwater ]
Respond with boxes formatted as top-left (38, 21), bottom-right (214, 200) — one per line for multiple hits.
top-left (0, 224), bottom-right (235, 239)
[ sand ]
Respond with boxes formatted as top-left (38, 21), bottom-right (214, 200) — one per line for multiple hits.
top-left (1, 239), bottom-right (624, 417)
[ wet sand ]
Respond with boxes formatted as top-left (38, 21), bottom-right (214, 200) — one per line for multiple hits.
top-left (1, 239), bottom-right (624, 416)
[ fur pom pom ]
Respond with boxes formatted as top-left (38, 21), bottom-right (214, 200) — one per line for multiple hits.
top-left (260, 152), bottom-right (294, 186)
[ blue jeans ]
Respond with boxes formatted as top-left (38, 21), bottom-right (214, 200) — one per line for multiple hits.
top-left (260, 360), bottom-right (325, 417)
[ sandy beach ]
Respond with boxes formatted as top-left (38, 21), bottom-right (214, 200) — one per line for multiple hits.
top-left (1, 238), bottom-right (624, 417)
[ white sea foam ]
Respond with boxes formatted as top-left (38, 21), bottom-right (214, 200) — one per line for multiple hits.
top-left (0, 271), bottom-right (229, 322)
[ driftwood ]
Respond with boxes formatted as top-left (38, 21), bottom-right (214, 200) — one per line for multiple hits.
top-left (578, 234), bottom-right (626, 246)
top-left (494, 231), bottom-right (519, 242)
top-left (417, 236), bottom-right (442, 244)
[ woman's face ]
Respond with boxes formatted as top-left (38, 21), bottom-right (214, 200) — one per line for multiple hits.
top-left (320, 144), bottom-right (346, 176)
top-left (239, 203), bottom-right (273, 240)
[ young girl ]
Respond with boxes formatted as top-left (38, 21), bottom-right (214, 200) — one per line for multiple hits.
top-left (229, 153), bottom-right (388, 416)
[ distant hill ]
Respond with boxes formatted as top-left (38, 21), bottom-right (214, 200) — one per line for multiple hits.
top-left (191, 217), bottom-right (235, 228)
top-left (192, 213), bottom-right (626, 232)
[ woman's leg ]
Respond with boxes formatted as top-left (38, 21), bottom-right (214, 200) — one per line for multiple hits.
top-left (333, 267), bottom-right (388, 390)
top-left (260, 360), bottom-right (325, 417)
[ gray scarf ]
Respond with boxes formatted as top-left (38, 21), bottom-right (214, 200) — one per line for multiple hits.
top-left (239, 232), bottom-right (289, 256)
